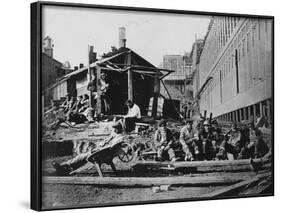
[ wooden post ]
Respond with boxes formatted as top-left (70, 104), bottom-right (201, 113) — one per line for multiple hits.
top-left (127, 51), bottom-right (133, 101)
top-left (234, 111), bottom-right (237, 122)
top-left (248, 106), bottom-right (251, 120)
top-left (96, 66), bottom-right (102, 115)
top-left (239, 109), bottom-right (243, 121)
top-left (266, 99), bottom-right (271, 121)
top-left (152, 71), bottom-right (160, 117)
top-left (260, 102), bottom-right (264, 117)
top-left (243, 107), bottom-right (247, 120)
top-left (88, 45), bottom-right (93, 108)
top-left (253, 104), bottom-right (257, 122)
top-left (203, 110), bottom-right (207, 119)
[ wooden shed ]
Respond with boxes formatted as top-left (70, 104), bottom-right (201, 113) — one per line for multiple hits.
top-left (62, 47), bottom-right (173, 116)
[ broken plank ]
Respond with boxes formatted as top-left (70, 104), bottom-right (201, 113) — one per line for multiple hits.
top-left (43, 173), bottom-right (256, 187)
top-left (200, 172), bottom-right (271, 198)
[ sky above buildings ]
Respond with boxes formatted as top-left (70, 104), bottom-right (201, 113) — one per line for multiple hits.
top-left (42, 5), bottom-right (210, 68)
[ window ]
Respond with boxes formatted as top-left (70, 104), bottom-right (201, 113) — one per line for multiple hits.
top-left (247, 33), bottom-right (250, 52)
top-left (252, 24), bottom-right (256, 47)
top-left (242, 39), bottom-right (245, 56)
top-left (258, 20), bottom-right (261, 40)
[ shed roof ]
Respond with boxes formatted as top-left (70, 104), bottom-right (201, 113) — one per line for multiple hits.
top-left (63, 47), bottom-right (174, 80)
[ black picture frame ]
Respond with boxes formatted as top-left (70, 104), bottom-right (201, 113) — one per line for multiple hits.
top-left (31, 1), bottom-right (274, 211)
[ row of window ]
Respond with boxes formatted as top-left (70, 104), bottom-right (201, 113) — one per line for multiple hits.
top-left (200, 19), bottom-right (271, 108)
top-left (208, 19), bottom-right (267, 89)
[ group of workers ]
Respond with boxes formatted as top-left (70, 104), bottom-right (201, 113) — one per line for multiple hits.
top-left (154, 117), bottom-right (270, 162)
top-left (50, 96), bottom-right (271, 174)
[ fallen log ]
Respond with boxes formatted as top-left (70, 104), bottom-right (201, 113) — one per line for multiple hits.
top-left (132, 159), bottom-right (270, 173)
top-left (43, 173), bottom-right (256, 187)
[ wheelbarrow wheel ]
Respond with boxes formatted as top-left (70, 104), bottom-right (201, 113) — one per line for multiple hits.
top-left (118, 142), bottom-right (135, 162)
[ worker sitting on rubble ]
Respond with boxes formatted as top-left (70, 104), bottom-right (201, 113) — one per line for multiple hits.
top-left (60, 94), bottom-right (71, 113)
top-left (246, 122), bottom-right (269, 159)
top-left (179, 119), bottom-right (198, 161)
top-left (117, 100), bottom-right (141, 132)
top-left (79, 94), bottom-right (95, 122)
top-left (218, 123), bottom-right (243, 160)
top-left (154, 119), bottom-right (177, 162)
top-left (197, 120), bottom-right (215, 161)
top-left (51, 123), bottom-right (124, 175)
top-left (72, 95), bottom-right (83, 113)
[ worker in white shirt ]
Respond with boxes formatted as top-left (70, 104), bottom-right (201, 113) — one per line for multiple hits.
top-left (123, 100), bottom-right (141, 132)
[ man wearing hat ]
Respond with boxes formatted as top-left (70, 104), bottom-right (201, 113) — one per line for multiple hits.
top-left (219, 123), bottom-right (243, 160)
top-left (97, 72), bottom-right (110, 114)
top-left (179, 119), bottom-right (198, 161)
top-left (51, 122), bottom-right (124, 175)
top-left (154, 119), bottom-right (177, 162)
top-left (197, 119), bottom-right (215, 160)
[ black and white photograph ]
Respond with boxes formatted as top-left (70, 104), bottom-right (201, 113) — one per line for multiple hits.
top-left (31, 1), bottom-right (274, 211)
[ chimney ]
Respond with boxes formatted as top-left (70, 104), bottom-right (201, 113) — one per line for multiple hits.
top-left (119, 27), bottom-right (126, 48)
top-left (79, 63), bottom-right (84, 68)
top-left (74, 66), bottom-right (78, 70)
top-left (89, 45), bottom-right (97, 64)
top-left (43, 36), bottom-right (54, 58)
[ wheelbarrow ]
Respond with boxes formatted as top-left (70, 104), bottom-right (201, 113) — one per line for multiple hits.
top-left (86, 140), bottom-right (135, 177)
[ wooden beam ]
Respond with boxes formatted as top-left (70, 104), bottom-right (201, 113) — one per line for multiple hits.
top-left (243, 107), bottom-right (247, 120)
top-left (248, 106), bottom-right (251, 120)
top-left (132, 159), bottom-right (269, 173)
top-left (152, 70), bottom-right (160, 117)
top-left (134, 159), bottom-right (252, 168)
top-left (42, 173), bottom-right (252, 187)
top-left (266, 99), bottom-right (271, 121)
top-left (253, 104), bottom-right (258, 122)
top-left (239, 109), bottom-right (243, 121)
top-left (235, 110), bottom-right (239, 122)
top-left (200, 172), bottom-right (271, 198)
top-left (127, 51), bottom-right (133, 101)
top-left (260, 102), bottom-right (264, 117)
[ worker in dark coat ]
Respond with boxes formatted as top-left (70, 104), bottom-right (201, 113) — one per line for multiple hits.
top-left (246, 123), bottom-right (269, 159)
top-left (219, 123), bottom-right (243, 160)
top-left (197, 120), bottom-right (214, 160)
top-left (154, 119), bottom-right (177, 162)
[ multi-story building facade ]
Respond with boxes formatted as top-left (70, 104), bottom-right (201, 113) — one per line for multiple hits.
top-left (161, 54), bottom-right (193, 108)
top-left (190, 39), bottom-right (204, 99)
top-left (197, 17), bottom-right (272, 122)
